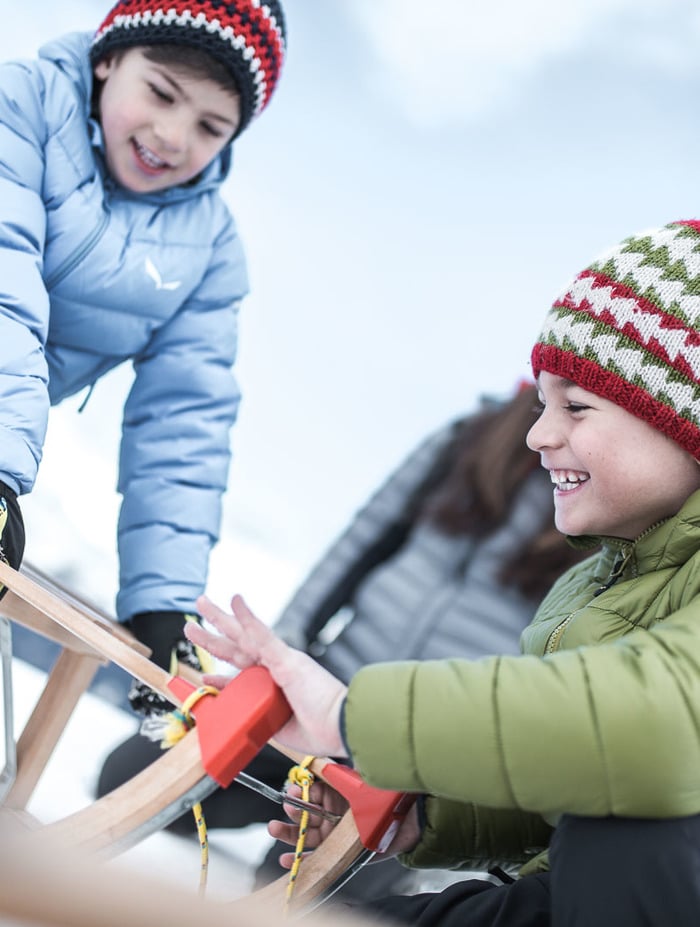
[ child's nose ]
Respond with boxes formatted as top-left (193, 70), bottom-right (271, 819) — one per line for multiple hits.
top-left (156, 114), bottom-right (188, 153)
top-left (526, 410), bottom-right (558, 452)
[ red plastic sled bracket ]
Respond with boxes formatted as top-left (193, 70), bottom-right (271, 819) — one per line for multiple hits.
top-left (167, 667), bottom-right (291, 787)
top-left (168, 668), bottom-right (415, 852)
top-left (320, 762), bottom-right (416, 852)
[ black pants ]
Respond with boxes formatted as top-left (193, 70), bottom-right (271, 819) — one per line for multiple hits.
top-left (347, 813), bottom-right (700, 926)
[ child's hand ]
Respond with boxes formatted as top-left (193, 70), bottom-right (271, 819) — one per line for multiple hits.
top-left (185, 594), bottom-right (349, 758)
top-left (269, 780), bottom-right (423, 868)
top-left (269, 779), bottom-right (348, 868)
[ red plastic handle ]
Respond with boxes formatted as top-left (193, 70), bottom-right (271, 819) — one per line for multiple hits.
top-left (168, 667), bottom-right (291, 786)
top-left (320, 762), bottom-right (416, 852)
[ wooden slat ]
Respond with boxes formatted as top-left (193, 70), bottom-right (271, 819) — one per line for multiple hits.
top-left (6, 649), bottom-right (102, 809)
top-left (18, 563), bottom-right (150, 653)
top-left (1, 589), bottom-right (105, 656)
top-left (0, 561), bottom-right (175, 703)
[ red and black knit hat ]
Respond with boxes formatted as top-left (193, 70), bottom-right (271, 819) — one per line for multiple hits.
top-left (531, 220), bottom-right (700, 458)
top-left (91, 1), bottom-right (286, 138)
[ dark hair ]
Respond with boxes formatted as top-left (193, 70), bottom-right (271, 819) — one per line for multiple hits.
top-left (140, 44), bottom-right (241, 96)
top-left (95, 44), bottom-right (241, 97)
top-left (418, 385), bottom-right (589, 600)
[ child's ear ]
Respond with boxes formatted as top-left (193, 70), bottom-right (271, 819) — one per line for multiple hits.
top-left (93, 56), bottom-right (114, 81)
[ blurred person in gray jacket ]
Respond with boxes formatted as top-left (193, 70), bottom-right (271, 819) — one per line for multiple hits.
top-left (97, 381), bottom-right (588, 897)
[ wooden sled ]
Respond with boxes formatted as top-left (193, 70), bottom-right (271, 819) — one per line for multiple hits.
top-left (0, 561), bottom-right (412, 910)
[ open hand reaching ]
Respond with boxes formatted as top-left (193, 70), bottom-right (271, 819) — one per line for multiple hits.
top-left (185, 593), bottom-right (349, 758)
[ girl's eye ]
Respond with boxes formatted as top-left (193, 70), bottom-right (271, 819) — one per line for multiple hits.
top-left (564, 402), bottom-right (588, 413)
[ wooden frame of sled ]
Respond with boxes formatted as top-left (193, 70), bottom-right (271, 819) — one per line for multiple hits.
top-left (0, 561), bottom-right (411, 909)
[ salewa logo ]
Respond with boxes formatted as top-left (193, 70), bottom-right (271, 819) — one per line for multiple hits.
top-left (145, 257), bottom-right (182, 291)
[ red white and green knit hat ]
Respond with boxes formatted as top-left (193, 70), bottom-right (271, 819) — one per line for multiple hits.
top-left (91, 1), bottom-right (286, 138)
top-left (531, 220), bottom-right (700, 458)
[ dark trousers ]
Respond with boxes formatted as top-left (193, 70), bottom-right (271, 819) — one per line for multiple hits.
top-left (347, 813), bottom-right (700, 926)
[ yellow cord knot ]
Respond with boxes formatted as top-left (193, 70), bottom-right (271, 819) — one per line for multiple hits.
top-left (285, 755), bottom-right (317, 911)
top-left (161, 685), bottom-right (220, 749)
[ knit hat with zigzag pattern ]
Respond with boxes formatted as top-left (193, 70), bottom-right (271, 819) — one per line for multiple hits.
top-left (531, 220), bottom-right (700, 458)
top-left (91, 1), bottom-right (286, 138)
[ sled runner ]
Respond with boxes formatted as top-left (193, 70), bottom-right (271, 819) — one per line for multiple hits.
top-left (0, 561), bottom-right (412, 909)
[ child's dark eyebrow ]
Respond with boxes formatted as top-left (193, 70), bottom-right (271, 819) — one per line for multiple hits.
top-left (156, 70), bottom-right (238, 128)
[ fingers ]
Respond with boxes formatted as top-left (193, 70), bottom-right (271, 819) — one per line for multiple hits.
top-left (188, 593), bottom-right (348, 757)
top-left (192, 593), bottom-right (301, 681)
top-left (277, 851), bottom-right (298, 871)
top-left (187, 594), bottom-right (267, 669)
top-left (268, 818), bottom-right (325, 851)
top-left (200, 673), bottom-right (231, 689)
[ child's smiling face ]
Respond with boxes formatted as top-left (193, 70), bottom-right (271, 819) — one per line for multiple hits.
top-left (94, 48), bottom-right (241, 193)
top-left (527, 371), bottom-right (700, 540)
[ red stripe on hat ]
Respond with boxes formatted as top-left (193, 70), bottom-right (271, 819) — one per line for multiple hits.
top-left (531, 344), bottom-right (700, 457)
top-left (196, 1), bottom-right (285, 95)
top-left (674, 220), bottom-right (700, 236)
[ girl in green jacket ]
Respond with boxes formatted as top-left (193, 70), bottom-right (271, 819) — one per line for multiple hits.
top-left (187, 218), bottom-right (700, 926)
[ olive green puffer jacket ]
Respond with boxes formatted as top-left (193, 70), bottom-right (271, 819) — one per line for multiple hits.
top-left (343, 488), bottom-right (700, 874)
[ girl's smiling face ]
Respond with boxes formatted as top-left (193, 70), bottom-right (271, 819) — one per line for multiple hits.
top-left (527, 371), bottom-right (700, 540)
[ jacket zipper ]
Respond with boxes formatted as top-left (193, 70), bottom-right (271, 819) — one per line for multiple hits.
top-left (44, 211), bottom-right (110, 290)
top-left (545, 614), bottom-right (574, 654)
top-left (544, 520), bottom-right (667, 655)
top-left (544, 553), bottom-right (628, 654)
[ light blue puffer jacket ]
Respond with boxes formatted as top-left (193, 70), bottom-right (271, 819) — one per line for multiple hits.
top-left (0, 32), bottom-right (248, 620)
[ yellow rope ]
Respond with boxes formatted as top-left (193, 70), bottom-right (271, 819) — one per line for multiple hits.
top-left (284, 755), bottom-right (317, 912)
top-left (161, 685), bottom-right (220, 896)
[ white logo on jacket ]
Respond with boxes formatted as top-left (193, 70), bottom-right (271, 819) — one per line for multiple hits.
top-left (145, 257), bottom-right (182, 291)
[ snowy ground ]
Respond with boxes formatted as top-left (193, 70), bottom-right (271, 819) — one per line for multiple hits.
top-left (5, 656), bottom-right (275, 902)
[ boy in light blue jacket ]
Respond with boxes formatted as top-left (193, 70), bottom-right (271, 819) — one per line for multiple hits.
top-left (0, 0), bottom-right (286, 702)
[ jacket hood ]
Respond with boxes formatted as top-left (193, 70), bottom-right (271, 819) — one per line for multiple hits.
top-left (37, 31), bottom-right (233, 197)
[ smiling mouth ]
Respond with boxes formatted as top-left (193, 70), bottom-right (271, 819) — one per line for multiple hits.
top-left (550, 469), bottom-right (589, 492)
top-left (133, 139), bottom-right (170, 172)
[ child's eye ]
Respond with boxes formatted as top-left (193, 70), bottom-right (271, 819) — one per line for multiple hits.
top-left (564, 402), bottom-right (588, 413)
top-left (149, 83), bottom-right (173, 103)
top-left (200, 121), bottom-right (224, 138)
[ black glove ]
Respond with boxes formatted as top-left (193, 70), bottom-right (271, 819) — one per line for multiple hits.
top-left (126, 610), bottom-right (212, 716)
top-left (0, 481), bottom-right (25, 599)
